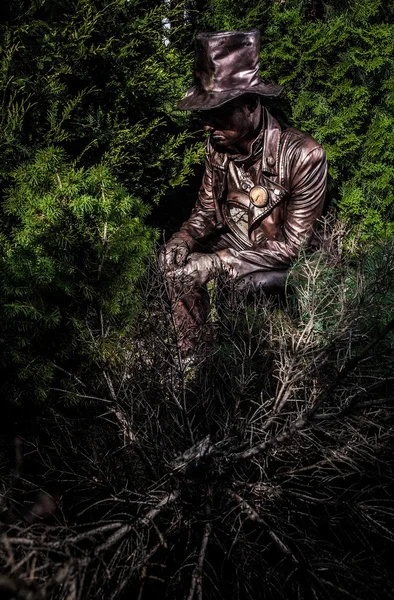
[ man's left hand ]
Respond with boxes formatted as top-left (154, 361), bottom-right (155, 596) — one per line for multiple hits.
top-left (168, 252), bottom-right (222, 287)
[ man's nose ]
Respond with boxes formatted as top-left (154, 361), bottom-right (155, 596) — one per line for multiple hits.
top-left (203, 124), bottom-right (214, 132)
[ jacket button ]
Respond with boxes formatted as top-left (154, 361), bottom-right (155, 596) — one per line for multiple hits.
top-left (267, 156), bottom-right (275, 166)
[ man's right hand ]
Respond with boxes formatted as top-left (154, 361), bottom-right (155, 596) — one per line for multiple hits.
top-left (159, 238), bottom-right (190, 271)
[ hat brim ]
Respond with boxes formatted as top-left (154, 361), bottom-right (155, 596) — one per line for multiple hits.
top-left (176, 83), bottom-right (283, 111)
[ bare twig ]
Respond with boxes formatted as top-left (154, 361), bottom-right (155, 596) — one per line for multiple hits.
top-left (187, 509), bottom-right (212, 600)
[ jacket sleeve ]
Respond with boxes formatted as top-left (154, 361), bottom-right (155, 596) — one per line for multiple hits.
top-left (215, 145), bottom-right (328, 277)
top-left (170, 140), bottom-right (218, 249)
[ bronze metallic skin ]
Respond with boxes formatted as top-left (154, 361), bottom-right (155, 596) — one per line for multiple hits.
top-left (162, 30), bottom-right (328, 353)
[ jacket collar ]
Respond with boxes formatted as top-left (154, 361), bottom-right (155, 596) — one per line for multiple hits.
top-left (260, 109), bottom-right (281, 176)
top-left (211, 108), bottom-right (281, 175)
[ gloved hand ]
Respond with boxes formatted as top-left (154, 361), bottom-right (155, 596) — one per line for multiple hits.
top-left (169, 252), bottom-right (222, 287)
top-left (159, 237), bottom-right (190, 270)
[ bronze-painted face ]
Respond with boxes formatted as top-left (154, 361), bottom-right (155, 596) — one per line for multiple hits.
top-left (201, 95), bottom-right (260, 154)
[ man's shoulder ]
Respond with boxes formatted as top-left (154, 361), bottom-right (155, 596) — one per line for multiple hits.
top-left (280, 126), bottom-right (326, 163)
top-left (203, 118), bottom-right (326, 168)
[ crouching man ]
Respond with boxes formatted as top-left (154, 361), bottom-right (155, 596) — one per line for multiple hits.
top-left (160, 29), bottom-right (327, 355)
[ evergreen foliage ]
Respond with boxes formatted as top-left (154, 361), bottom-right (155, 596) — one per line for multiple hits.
top-left (0, 0), bottom-right (202, 401)
top-left (0, 2), bottom-right (393, 597)
top-left (2, 0), bottom-right (393, 401)
top-left (1, 147), bottom-right (154, 401)
top-left (1, 0), bottom-right (393, 402)
top-left (190, 0), bottom-right (394, 241)
top-left (0, 0), bottom-right (200, 198)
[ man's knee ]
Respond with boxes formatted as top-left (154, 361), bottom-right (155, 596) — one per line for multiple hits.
top-left (235, 270), bottom-right (289, 296)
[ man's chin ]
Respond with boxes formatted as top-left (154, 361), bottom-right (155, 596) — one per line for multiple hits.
top-left (212, 141), bottom-right (241, 156)
top-left (211, 136), bottom-right (230, 151)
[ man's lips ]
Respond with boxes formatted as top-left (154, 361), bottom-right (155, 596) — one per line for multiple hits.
top-left (212, 133), bottom-right (226, 141)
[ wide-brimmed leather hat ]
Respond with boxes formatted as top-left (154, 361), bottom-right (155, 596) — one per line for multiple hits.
top-left (177, 29), bottom-right (283, 111)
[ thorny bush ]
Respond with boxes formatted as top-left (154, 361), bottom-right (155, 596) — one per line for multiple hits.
top-left (1, 218), bottom-right (394, 600)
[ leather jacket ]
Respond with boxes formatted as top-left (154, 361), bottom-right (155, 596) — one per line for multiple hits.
top-left (174, 108), bottom-right (328, 278)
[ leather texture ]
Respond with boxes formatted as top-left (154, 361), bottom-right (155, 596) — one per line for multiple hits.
top-left (173, 108), bottom-right (328, 279)
top-left (177, 30), bottom-right (282, 111)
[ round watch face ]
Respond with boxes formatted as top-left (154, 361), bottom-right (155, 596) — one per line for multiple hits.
top-left (249, 185), bottom-right (269, 207)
